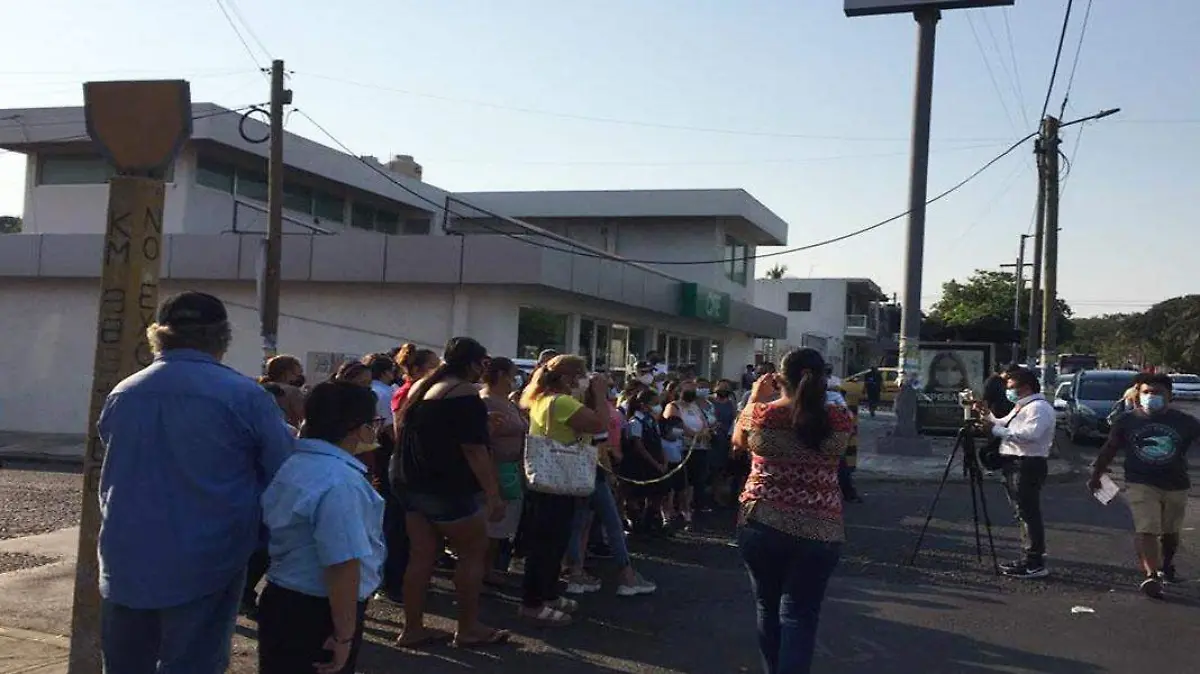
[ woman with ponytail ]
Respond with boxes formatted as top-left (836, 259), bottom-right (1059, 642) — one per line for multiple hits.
top-left (390, 337), bottom-right (511, 649)
top-left (731, 348), bottom-right (853, 674)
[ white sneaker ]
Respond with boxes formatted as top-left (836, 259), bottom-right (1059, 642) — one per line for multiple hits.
top-left (565, 573), bottom-right (602, 595)
top-left (617, 573), bottom-right (657, 597)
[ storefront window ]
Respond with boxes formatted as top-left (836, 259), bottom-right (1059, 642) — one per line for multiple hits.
top-left (517, 307), bottom-right (568, 359)
top-left (594, 323), bottom-right (610, 371)
top-left (580, 319), bottom-right (595, 365)
top-left (628, 328), bottom-right (647, 364)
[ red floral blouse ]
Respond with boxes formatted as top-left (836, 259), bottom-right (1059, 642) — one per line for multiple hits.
top-left (736, 401), bottom-right (853, 542)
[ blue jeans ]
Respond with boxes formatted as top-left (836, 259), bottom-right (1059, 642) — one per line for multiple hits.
top-left (737, 521), bottom-right (841, 674)
top-left (102, 571), bottom-right (244, 674)
top-left (567, 475), bottom-right (631, 568)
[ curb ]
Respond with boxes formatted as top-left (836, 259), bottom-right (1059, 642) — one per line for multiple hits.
top-left (0, 453), bottom-right (83, 468)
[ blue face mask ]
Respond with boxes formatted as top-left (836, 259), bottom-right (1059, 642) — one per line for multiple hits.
top-left (1005, 389), bottom-right (1020, 403)
top-left (1140, 394), bottom-right (1166, 412)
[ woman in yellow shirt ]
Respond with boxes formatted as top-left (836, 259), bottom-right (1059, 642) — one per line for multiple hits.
top-left (518, 355), bottom-right (610, 626)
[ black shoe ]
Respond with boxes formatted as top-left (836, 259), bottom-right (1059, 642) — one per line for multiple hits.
top-left (1159, 565), bottom-right (1180, 584)
top-left (1002, 563), bottom-right (1049, 579)
top-left (238, 599), bottom-right (259, 621)
top-left (1141, 575), bottom-right (1165, 599)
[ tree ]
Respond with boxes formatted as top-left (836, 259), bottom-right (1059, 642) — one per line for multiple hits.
top-left (0, 216), bottom-right (20, 234)
top-left (763, 264), bottom-right (788, 280)
top-left (930, 269), bottom-right (1074, 346)
top-left (1126, 296), bottom-right (1200, 372)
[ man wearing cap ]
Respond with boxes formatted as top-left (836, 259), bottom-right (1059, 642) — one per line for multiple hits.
top-left (96, 292), bottom-right (295, 673)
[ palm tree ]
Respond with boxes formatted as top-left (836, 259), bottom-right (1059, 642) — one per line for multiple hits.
top-left (764, 264), bottom-right (787, 280)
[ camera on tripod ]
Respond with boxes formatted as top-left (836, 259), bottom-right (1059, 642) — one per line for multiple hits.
top-left (956, 388), bottom-right (986, 433)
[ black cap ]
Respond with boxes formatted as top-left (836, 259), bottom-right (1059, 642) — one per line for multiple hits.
top-left (157, 292), bottom-right (228, 327)
top-left (635, 361), bottom-right (652, 371)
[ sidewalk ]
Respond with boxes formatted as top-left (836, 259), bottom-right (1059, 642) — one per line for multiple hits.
top-left (853, 411), bottom-right (1080, 482)
top-left (0, 528), bottom-right (78, 674)
top-left (0, 433), bottom-right (85, 465)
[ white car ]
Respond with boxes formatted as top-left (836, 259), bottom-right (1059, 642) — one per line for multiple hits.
top-left (1170, 374), bottom-right (1200, 401)
top-left (1052, 381), bottom-right (1071, 425)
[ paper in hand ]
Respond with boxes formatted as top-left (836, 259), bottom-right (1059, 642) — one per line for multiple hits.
top-left (1092, 474), bottom-right (1120, 505)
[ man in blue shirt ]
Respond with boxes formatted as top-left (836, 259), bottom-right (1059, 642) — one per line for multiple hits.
top-left (97, 292), bottom-right (294, 674)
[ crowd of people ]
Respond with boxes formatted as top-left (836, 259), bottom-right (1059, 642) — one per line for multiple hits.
top-left (91, 290), bottom-right (1198, 674)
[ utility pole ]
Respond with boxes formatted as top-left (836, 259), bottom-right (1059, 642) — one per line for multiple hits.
top-left (1000, 233), bottom-right (1030, 364)
top-left (70, 80), bottom-right (191, 674)
top-left (260, 59), bottom-right (287, 372)
top-left (1039, 115), bottom-right (1062, 390)
top-left (1027, 142), bottom-right (1046, 367)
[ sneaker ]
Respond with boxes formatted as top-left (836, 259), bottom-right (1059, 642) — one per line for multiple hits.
top-left (998, 559), bottom-right (1024, 573)
top-left (1159, 565), bottom-right (1180, 584)
top-left (1141, 575), bottom-right (1165, 599)
top-left (616, 573), bottom-right (658, 597)
top-left (1002, 563), bottom-right (1049, 579)
top-left (565, 573), bottom-right (602, 595)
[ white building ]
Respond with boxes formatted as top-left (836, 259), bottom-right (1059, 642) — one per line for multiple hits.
top-left (754, 277), bottom-right (891, 376)
top-left (0, 103), bottom-right (790, 434)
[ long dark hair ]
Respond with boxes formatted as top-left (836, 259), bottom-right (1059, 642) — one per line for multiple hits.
top-left (781, 348), bottom-right (831, 450)
top-left (402, 336), bottom-right (488, 425)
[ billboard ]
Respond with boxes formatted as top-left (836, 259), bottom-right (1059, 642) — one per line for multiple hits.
top-left (917, 342), bottom-right (993, 432)
top-left (845, 0), bottom-right (1014, 17)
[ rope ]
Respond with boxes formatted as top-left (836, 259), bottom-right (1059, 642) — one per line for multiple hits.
top-left (598, 433), bottom-right (705, 486)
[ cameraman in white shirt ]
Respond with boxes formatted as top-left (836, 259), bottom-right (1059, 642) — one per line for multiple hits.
top-left (978, 366), bottom-right (1056, 580)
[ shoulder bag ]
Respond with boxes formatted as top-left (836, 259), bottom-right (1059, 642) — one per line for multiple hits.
top-left (523, 395), bottom-right (598, 497)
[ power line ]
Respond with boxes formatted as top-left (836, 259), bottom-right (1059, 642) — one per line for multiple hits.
top-left (999, 8), bottom-right (1031, 124)
top-left (966, 12), bottom-right (1020, 135)
top-left (293, 71), bottom-right (1008, 145)
top-left (222, 0), bottom-right (271, 62)
top-left (213, 0), bottom-right (265, 73)
top-left (1039, 0), bottom-right (1075, 121)
top-left (293, 107), bottom-right (1038, 266)
top-left (0, 104), bottom-right (268, 153)
top-left (1058, 0), bottom-right (1094, 118)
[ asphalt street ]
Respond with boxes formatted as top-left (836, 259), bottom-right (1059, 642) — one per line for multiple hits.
top-left (1, 436), bottom-right (1197, 673)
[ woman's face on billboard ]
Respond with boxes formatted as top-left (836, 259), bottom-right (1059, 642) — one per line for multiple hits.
top-left (933, 356), bottom-right (965, 389)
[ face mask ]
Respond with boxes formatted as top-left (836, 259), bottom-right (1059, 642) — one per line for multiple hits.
top-left (351, 426), bottom-right (377, 455)
top-left (1140, 394), bottom-right (1166, 412)
top-left (1005, 389), bottom-right (1020, 403)
top-left (638, 374), bottom-right (653, 385)
top-left (681, 391), bottom-right (697, 403)
top-left (697, 388), bottom-right (711, 398)
top-left (650, 404), bottom-right (663, 416)
top-left (576, 376), bottom-right (589, 392)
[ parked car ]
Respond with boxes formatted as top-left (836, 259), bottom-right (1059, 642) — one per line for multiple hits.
top-left (1169, 373), bottom-right (1200, 401)
top-left (1051, 380), bottom-right (1072, 426)
top-left (840, 367), bottom-right (900, 407)
top-left (1063, 369), bottom-right (1138, 443)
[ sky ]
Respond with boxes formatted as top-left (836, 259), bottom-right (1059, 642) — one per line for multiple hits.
top-left (1, 0), bottom-right (1196, 318)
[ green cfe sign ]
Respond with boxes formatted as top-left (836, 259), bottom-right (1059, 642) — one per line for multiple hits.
top-left (679, 283), bottom-right (731, 325)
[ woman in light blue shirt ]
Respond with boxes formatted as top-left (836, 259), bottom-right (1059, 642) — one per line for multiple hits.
top-left (258, 381), bottom-right (386, 674)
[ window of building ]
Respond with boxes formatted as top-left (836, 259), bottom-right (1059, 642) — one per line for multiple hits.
top-left (724, 235), bottom-right (748, 285)
top-left (282, 183), bottom-right (313, 214)
top-left (237, 170), bottom-right (269, 202)
top-left (351, 203), bottom-right (375, 231)
top-left (517, 307), bottom-right (569, 359)
top-left (403, 218), bottom-right (431, 235)
top-left (37, 155), bottom-right (113, 185)
top-left (196, 158), bottom-right (235, 193)
top-left (374, 210), bottom-right (400, 235)
top-left (313, 192), bottom-right (345, 222)
top-left (787, 292), bottom-right (812, 312)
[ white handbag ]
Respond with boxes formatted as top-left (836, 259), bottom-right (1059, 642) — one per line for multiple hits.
top-left (523, 395), bottom-right (598, 497)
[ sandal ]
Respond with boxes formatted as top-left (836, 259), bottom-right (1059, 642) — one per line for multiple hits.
top-left (519, 605), bottom-right (573, 627)
top-left (395, 629), bottom-right (452, 649)
top-left (453, 628), bottom-right (513, 649)
top-left (548, 596), bottom-right (579, 613)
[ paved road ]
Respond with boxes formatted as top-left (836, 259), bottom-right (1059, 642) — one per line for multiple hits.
top-left (2, 430), bottom-right (1198, 673)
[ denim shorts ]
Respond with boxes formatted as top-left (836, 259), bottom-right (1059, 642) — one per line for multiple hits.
top-left (403, 490), bottom-right (483, 524)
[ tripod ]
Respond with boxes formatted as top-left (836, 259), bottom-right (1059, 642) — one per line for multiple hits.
top-left (908, 423), bottom-right (1001, 574)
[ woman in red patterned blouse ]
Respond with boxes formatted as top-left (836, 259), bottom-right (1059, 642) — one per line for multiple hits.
top-left (732, 347), bottom-right (853, 674)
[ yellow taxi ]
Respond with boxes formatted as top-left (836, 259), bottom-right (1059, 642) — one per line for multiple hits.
top-left (837, 367), bottom-right (900, 408)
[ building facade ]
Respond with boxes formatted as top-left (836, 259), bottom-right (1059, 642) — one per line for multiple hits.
top-left (0, 104), bottom-right (789, 434)
top-left (754, 277), bottom-right (894, 376)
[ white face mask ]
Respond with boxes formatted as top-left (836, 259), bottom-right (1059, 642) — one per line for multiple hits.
top-left (638, 374), bottom-right (654, 385)
top-left (650, 404), bottom-right (663, 416)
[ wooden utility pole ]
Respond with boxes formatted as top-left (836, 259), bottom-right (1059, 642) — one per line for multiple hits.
top-left (1039, 115), bottom-right (1062, 388)
top-left (1027, 142), bottom-right (1047, 367)
top-left (69, 80), bottom-right (192, 673)
top-left (260, 59), bottom-right (287, 372)
top-left (1000, 233), bottom-right (1031, 364)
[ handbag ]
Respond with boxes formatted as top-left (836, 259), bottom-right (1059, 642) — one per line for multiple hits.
top-left (523, 395), bottom-right (598, 497)
top-left (496, 461), bottom-right (523, 501)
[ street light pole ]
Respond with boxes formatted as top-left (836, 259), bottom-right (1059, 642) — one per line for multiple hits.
top-left (891, 6), bottom-right (939, 449)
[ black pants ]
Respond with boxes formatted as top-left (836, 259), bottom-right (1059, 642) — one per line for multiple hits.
top-left (258, 583), bottom-right (367, 674)
top-left (380, 486), bottom-right (409, 599)
top-left (522, 491), bottom-right (576, 607)
top-left (243, 547), bottom-right (270, 606)
top-left (1002, 457), bottom-right (1048, 566)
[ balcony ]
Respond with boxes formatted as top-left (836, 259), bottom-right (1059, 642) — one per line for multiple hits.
top-left (845, 313), bottom-right (877, 339)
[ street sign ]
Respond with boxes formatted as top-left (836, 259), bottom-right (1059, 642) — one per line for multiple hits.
top-left (845, 0), bottom-right (1012, 17)
top-left (679, 283), bottom-right (731, 325)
